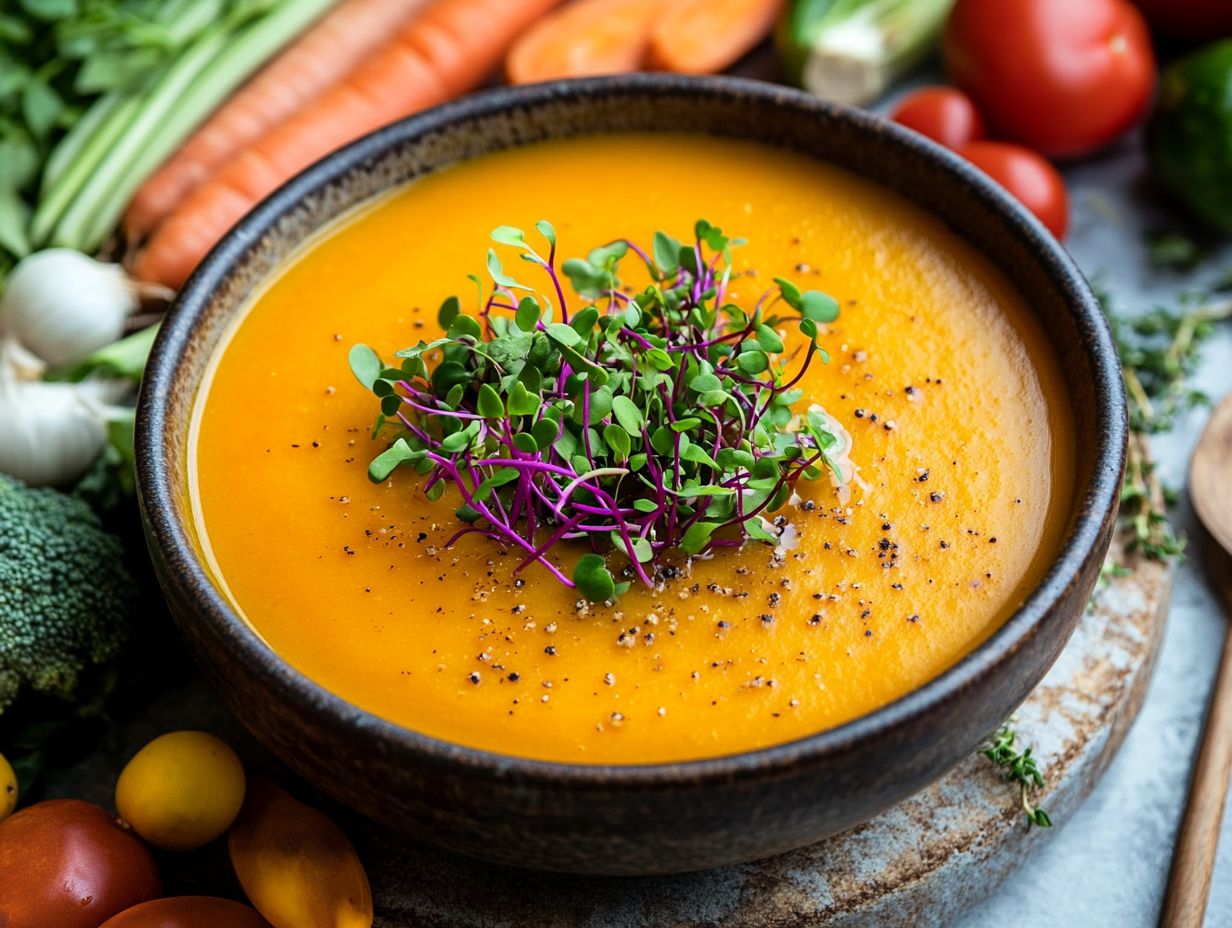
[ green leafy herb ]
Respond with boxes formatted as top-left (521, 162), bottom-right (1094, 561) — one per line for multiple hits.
top-left (1101, 285), bottom-right (1232, 560)
top-left (984, 723), bottom-right (1052, 830)
top-left (352, 221), bottom-right (847, 601)
top-left (1144, 229), bottom-right (1206, 273)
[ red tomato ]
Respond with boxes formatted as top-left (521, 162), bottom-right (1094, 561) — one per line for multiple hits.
top-left (890, 87), bottom-right (987, 150)
top-left (945, 0), bottom-right (1155, 158)
top-left (1133, 0), bottom-right (1232, 40)
top-left (0, 799), bottom-right (161, 928)
top-left (100, 896), bottom-right (272, 928)
top-left (958, 141), bottom-right (1069, 239)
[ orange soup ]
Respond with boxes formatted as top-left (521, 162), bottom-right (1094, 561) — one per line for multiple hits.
top-left (191, 134), bottom-right (1074, 764)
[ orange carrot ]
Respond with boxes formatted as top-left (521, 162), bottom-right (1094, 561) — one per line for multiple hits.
top-left (506, 0), bottom-right (663, 85)
top-left (123, 0), bottom-right (435, 241)
top-left (647, 0), bottom-right (782, 75)
top-left (132, 0), bottom-right (563, 289)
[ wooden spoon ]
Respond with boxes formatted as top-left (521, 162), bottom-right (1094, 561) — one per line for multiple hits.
top-left (1160, 392), bottom-right (1232, 928)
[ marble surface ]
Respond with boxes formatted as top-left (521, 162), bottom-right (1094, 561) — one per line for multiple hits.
top-left (953, 142), bottom-right (1232, 928)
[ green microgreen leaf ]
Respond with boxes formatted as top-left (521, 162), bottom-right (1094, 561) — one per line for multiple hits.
top-left (438, 295), bottom-right (461, 330)
top-left (653, 230), bottom-right (683, 275)
top-left (487, 249), bottom-right (530, 291)
top-left (574, 553), bottom-right (616, 602)
top-left (369, 438), bottom-right (420, 482)
top-left (477, 383), bottom-right (505, 418)
top-left (535, 219), bottom-right (557, 249)
top-left (611, 395), bottom-right (644, 435)
top-left (516, 296), bottom-right (541, 332)
top-left (349, 344), bottom-right (382, 390)
top-left (507, 381), bottom-right (540, 416)
top-left (801, 290), bottom-right (840, 323)
top-left (353, 220), bottom-right (846, 600)
top-left (603, 423), bottom-right (631, 459)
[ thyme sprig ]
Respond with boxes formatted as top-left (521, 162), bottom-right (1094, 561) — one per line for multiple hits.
top-left (351, 221), bottom-right (847, 602)
top-left (1103, 289), bottom-right (1232, 560)
top-left (984, 724), bottom-right (1052, 830)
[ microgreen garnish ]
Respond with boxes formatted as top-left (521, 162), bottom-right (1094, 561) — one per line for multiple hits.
top-left (984, 724), bottom-right (1052, 830)
top-left (351, 221), bottom-right (848, 601)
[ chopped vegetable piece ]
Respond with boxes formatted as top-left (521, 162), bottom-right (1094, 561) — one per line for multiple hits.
top-left (648, 0), bottom-right (784, 75)
top-left (778, 0), bottom-right (954, 105)
top-left (507, 0), bottom-right (661, 83)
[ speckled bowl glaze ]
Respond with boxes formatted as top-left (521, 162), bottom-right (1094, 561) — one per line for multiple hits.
top-left (136, 75), bottom-right (1126, 876)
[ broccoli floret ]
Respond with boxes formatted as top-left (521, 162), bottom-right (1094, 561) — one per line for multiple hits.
top-left (0, 474), bottom-right (136, 714)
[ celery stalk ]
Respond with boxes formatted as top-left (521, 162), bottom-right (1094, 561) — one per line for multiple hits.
top-left (69, 0), bottom-right (337, 252)
top-left (49, 27), bottom-right (231, 251)
top-left (30, 94), bottom-right (142, 244)
top-left (40, 93), bottom-right (124, 198)
top-left (36, 0), bottom-right (336, 254)
top-left (777, 0), bottom-right (955, 106)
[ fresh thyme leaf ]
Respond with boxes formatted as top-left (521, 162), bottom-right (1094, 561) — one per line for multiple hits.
top-left (353, 221), bottom-right (848, 601)
top-left (1099, 283), bottom-right (1232, 561)
top-left (984, 723), bottom-right (1052, 830)
top-left (1144, 228), bottom-right (1206, 273)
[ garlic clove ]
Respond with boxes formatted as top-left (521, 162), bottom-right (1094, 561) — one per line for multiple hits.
top-left (0, 249), bottom-right (139, 368)
top-left (0, 340), bottom-right (131, 487)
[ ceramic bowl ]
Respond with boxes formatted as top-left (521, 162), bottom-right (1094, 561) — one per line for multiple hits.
top-left (136, 75), bottom-right (1126, 875)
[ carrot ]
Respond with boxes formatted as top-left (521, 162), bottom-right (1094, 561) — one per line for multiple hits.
top-left (132, 0), bottom-right (563, 289)
top-left (647, 0), bottom-right (782, 74)
top-left (123, 0), bottom-right (435, 241)
top-left (506, 0), bottom-right (663, 85)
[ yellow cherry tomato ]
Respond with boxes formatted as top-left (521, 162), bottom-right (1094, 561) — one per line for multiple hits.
top-left (229, 779), bottom-right (372, 928)
top-left (0, 752), bottom-right (15, 821)
top-left (115, 731), bottom-right (246, 852)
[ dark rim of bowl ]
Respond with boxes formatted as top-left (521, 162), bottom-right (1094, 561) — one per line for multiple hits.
top-left (137, 74), bottom-right (1127, 786)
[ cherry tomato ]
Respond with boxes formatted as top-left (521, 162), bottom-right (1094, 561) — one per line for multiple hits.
top-left (116, 731), bottom-right (246, 852)
top-left (0, 752), bottom-right (15, 821)
top-left (99, 896), bottom-right (272, 928)
top-left (1132, 0), bottom-right (1232, 41)
top-left (889, 86), bottom-right (987, 150)
top-left (0, 799), bottom-right (161, 928)
top-left (229, 779), bottom-right (373, 928)
top-left (945, 0), bottom-right (1155, 158)
top-left (957, 141), bottom-right (1069, 239)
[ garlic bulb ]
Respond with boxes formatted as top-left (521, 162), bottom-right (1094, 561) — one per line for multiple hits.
top-left (0, 249), bottom-right (144, 367)
top-left (0, 338), bottom-right (129, 486)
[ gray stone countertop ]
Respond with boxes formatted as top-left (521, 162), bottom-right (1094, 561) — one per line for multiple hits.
top-left (953, 139), bottom-right (1232, 928)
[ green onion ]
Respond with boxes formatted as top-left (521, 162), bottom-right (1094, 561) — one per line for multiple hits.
top-left (777, 0), bottom-right (955, 105)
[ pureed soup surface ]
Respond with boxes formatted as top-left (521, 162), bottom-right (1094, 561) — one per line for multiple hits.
top-left (192, 134), bottom-right (1075, 764)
